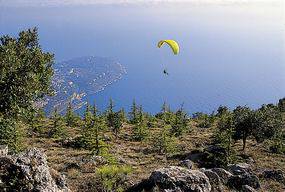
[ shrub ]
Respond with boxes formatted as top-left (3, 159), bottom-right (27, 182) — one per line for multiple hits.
top-left (252, 104), bottom-right (283, 143)
top-left (96, 165), bottom-right (132, 192)
top-left (193, 112), bottom-right (214, 128)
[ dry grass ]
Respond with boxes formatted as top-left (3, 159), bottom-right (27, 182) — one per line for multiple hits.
top-left (23, 121), bottom-right (285, 192)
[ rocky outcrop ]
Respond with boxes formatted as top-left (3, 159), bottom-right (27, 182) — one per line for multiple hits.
top-left (210, 168), bottom-right (232, 185)
top-left (127, 162), bottom-right (263, 192)
top-left (227, 173), bottom-right (260, 190)
top-left (200, 169), bottom-right (223, 192)
top-left (200, 164), bottom-right (260, 192)
top-left (227, 163), bottom-right (260, 190)
top-left (127, 166), bottom-right (211, 192)
top-left (149, 166), bottom-right (211, 192)
top-left (227, 163), bottom-right (252, 175)
top-left (0, 147), bottom-right (70, 192)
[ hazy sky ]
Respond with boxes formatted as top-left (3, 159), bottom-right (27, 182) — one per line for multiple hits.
top-left (1, 0), bottom-right (282, 7)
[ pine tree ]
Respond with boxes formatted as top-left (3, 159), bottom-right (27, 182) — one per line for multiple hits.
top-left (65, 101), bottom-right (76, 127)
top-left (155, 102), bottom-right (174, 125)
top-left (106, 99), bottom-right (115, 129)
top-left (50, 108), bottom-right (67, 139)
top-left (171, 105), bottom-right (188, 136)
top-left (106, 99), bottom-right (123, 138)
top-left (31, 108), bottom-right (46, 135)
top-left (93, 102), bottom-right (98, 117)
top-left (84, 102), bottom-right (93, 127)
top-left (214, 110), bottom-right (236, 165)
top-left (161, 101), bottom-right (170, 114)
top-left (132, 106), bottom-right (148, 141)
top-left (129, 99), bottom-right (138, 124)
top-left (278, 98), bottom-right (285, 112)
top-left (153, 124), bottom-right (177, 155)
top-left (82, 103), bottom-right (108, 155)
top-left (119, 108), bottom-right (127, 123)
top-left (112, 112), bottom-right (123, 138)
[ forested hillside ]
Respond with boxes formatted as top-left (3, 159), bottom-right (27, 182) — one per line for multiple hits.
top-left (0, 29), bottom-right (284, 192)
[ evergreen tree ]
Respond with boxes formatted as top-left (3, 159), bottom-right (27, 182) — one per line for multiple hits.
top-left (278, 97), bottom-right (285, 112)
top-left (84, 102), bottom-right (93, 126)
top-left (214, 110), bottom-right (236, 165)
top-left (50, 108), bottom-right (67, 139)
top-left (106, 98), bottom-right (115, 128)
top-left (93, 102), bottom-right (98, 117)
top-left (161, 101), bottom-right (170, 113)
top-left (217, 106), bottom-right (229, 117)
top-left (129, 99), bottom-right (138, 124)
top-left (0, 116), bottom-right (24, 152)
top-left (65, 101), bottom-right (76, 126)
top-left (0, 28), bottom-right (54, 150)
top-left (155, 102), bottom-right (175, 125)
top-left (171, 105), bottom-right (188, 136)
top-left (153, 124), bottom-right (177, 155)
top-left (112, 112), bottom-right (123, 138)
top-left (31, 108), bottom-right (46, 135)
top-left (193, 112), bottom-right (214, 128)
top-left (132, 106), bottom-right (148, 141)
top-left (82, 103), bottom-right (108, 155)
top-left (0, 28), bottom-right (54, 118)
top-left (106, 99), bottom-right (123, 137)
top-left (119, 108), bottom-right (127, 123)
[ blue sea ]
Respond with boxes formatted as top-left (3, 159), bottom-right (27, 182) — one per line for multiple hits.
top-left (1, 1), bottom-right (284, 114)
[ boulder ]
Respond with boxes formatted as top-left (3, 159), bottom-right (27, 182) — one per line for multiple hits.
top-left (149, 166), bottom-right (211, 192)
top-left (262, 169), bottom-right (285, 185)
top-left (228, 173), bottom-right (260, 190)
top-left (201, 169), bottom-right (223, 192)
top-left (0, 148), bottom-right (70, 192)
top-left (227, 163), bottom-right (252, 175)
top-left (210, 168), bottom-right (232, 184)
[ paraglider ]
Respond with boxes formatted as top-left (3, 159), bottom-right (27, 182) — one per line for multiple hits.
top-left (157, 40), bottom-right (180, 55)
top-left (163, 69), bottom-right (169, 75)
top-left (157, 39), bottom-right (180, 75)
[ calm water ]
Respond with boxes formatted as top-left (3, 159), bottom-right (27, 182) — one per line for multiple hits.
top-left (1, 1), bottom-right (285, 114)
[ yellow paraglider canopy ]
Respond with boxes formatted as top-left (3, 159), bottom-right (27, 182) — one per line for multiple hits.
top-left (157, 40), bottom-right (179, 55)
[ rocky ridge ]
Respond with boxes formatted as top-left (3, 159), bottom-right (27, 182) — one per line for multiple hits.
top-left (0, 147), bottom-right (70, 192)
